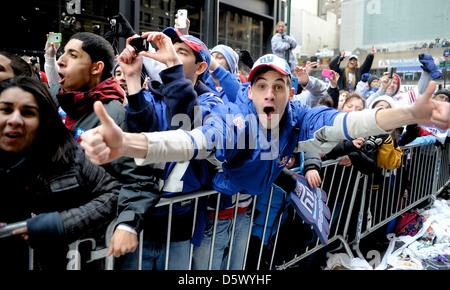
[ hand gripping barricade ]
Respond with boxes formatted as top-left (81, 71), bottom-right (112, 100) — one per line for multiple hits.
top-left (286, 173), bottom-right (331, 245)
top-left (0, 221), bottom-right (27, 239)
top-left (66, 218), bottom-right (116, 270)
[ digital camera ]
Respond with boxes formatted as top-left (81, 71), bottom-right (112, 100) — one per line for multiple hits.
top-left (362, 137), bottom-right (377, 153)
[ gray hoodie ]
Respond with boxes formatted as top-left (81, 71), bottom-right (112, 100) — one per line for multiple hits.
top-left (271, 33), bottom-right (298, 70)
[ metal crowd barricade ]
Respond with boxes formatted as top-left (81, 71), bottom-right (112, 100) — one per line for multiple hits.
top-left (273, 159), bottom-right (362, 270)
top-left (435, 143), bottom-right (450, 195)
top-left (2, 144), bottom-right (448, 270)
top-left (351, 143), bottom-right (449, 261)
top-left (83, 142), bottom-right (450, 270)
top-left (136, 189), bottom-right (221, 270)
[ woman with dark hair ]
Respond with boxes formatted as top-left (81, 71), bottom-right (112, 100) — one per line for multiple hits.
top-left (0, 77), bottom-right (120, 270)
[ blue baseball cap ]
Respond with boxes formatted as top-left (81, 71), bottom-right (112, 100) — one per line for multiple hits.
top-left (162, 27), bottom-right (211, 67)
top-left (248, 54), bottom-right (292, 83)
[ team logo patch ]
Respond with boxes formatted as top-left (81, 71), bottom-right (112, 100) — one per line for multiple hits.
top-left (74, 128), bottom-right (86, 143)
top-left (233, 116), bottom-right (246, 130)
top-left (58, 107), bottom-right (67, 124)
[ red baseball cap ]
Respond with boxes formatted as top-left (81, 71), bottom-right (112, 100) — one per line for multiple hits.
top-left (248, 54), bottom-right (292, 83)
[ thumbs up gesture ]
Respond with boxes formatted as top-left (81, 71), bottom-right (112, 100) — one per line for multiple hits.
top-left (81, 101), bottom-right (126, 165)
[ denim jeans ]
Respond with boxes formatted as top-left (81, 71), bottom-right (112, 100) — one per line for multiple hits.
top-left (192, 211), bottom-right (252, 270)
top-left (116, 239), bottom-right (191, 270)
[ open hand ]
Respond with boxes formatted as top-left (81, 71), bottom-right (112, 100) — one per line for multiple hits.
top-left (294, 66), bottom-right (310, 86)
top-left (410, 81), bottom-right (450, 129)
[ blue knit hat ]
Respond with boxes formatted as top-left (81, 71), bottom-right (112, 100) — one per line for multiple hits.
top-left (211, 45), bottom-right (239, 75)
top-left (434, 89), bottom-right (450, 102)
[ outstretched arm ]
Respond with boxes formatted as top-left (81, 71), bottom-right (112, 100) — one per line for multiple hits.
top-left (376, 81), bottom-right (449, 131)
top-left (80, 101), bottom-right (148, 164)
top-left (81, 81), bottom-right (450, 165)
top-left (81, 101), bottom-right (195, 165)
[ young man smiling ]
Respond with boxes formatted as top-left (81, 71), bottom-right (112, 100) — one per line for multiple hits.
top-left (80, 54), bottom-right (450, 259)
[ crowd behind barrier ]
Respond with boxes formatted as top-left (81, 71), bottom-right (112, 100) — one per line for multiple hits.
top-left (3, 143), bottom-right (447, 270)
top-left (76, 142), bottom-right (450, 270)
top-left (1, 13), bottom-right (450, 272)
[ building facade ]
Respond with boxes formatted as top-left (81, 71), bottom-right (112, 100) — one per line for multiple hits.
top-left (137, 0), bottom-right (280, 60)
top-left (2, 0), bottom-right (285, 74)
top-left (340, 0), bottom-right (450, 53)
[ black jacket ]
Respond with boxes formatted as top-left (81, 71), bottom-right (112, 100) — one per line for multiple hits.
top-left (0, 145), bottom-right (120, 270)
top-left (329, 54), bottom-right (374, 91)
top-left (324, 140), bottom-right (379, 175)
top-left (48, 80), bottom-right (162, 237)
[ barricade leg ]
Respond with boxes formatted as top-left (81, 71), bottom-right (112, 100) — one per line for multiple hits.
top-left (352, 174), bottom-right (369, 260)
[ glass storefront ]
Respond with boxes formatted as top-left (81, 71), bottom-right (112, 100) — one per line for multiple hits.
top-left (218, 7), bottom-right (271, 60)
top-left (139, 0), bottom-right (204, 40)
top-left (3, 0), bottom-right (277, 72)
top-left (138, 0), bottom-right (274, 74)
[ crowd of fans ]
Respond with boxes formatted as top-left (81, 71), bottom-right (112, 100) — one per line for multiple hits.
top-left (0, 15), bottom-right (449, 271)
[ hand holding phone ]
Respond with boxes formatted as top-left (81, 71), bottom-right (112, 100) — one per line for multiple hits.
top-left (310, 56), bottom-right (318, 68)
top-left (388, 67), bottom-right (394, 78)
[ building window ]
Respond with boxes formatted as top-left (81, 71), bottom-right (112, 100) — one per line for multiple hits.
top-left (218, 9), bottom-right (268, 60)
top-left (139, 0), bottom-right (203, 37)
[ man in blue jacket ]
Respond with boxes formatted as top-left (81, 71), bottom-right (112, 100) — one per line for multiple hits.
top-left (116, 30), bottom-right (253, 270)
top-left (205, 44), bottom-right (242, 104)
top-left (108, 27), bottom-right (222, 270)
top-left (81, 54), bottom-right (450, 266)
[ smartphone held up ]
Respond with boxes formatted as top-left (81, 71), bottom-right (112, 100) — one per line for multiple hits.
top-left (310, 56), bottom-right (318, 68)
top-left (177, 9), bottom-right (188, 29)
top-left (321, 69), bottom-right (334, 79)
top-left (130, 37), bottom-right (149, 54)
top-left (48, 33), bottom-right (62, 44)
top-left (388, 67), bottom-right (394, 78)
